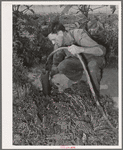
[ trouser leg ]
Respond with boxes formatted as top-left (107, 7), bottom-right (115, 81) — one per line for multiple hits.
top-left (58, 57), bottom-right (83, 82)
top-left (87, 59), bottom-right (104, 95)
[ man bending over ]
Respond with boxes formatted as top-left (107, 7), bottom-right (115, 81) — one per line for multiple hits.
top-left (48, 21), bottom-right (106, 95)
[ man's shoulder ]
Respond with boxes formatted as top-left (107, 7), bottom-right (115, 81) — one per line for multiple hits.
top-left (69, 28), bottom-right (85, 36)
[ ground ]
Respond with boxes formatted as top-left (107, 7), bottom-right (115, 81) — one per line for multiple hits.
top-left (13, 64), bottom-right (119, 146)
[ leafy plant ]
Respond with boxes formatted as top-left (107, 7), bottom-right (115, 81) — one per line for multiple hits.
top-left (13, 5), bottom-right (54, 67)
top-left (61, 5), bottom-right (116, 17)
top-left (13, 79), bottom-right (118, 145)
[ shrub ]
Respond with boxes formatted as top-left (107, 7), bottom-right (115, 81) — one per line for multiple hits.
top-left (13, 52), bottom-right (28, 86)
top-left (88, 15), bottom-right (118, 67)
top-left (13, 7), bottom-right (54, 68)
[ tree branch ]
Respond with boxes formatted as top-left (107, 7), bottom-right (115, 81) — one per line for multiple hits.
top-left (21, 5), bottom-right (33, 13)
top-left (17, 5), bottom-right (20, 11)
top-left (12, 6), bottom-right (15, 11)
top-left (87, 5), bottom-right (90, 11)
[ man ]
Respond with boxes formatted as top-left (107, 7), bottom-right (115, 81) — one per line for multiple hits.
top-left (47, 21), bottom-right (106, 95)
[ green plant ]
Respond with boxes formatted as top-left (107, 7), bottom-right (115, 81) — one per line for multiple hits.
top-left (13, 5), bottom-right (54, 67)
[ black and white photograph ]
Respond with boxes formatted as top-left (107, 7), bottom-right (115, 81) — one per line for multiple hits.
top-left (2, 1), bottom-right (122, 149)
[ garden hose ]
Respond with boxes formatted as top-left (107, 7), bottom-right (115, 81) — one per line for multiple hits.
top-left (41, 69), bottom-right (51, 96)
top-left (41, 47), bottom-right (70, 96)
top-left (44, 46), bottom-right (117, 133)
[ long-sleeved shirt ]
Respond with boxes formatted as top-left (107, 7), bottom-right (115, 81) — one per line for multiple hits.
top-left (48, 29), bottom-right (106, 65)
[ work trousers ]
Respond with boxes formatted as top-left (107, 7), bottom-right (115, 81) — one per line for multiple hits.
top-left (56, 56), bottom-right (105, 94)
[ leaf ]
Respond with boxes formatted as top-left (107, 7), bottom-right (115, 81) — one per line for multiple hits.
top-left (110, 5), bottom-right (116, 14)
top-left (77, 121), bottom-right (95, 135)
top-left (29, 9), bottom-right (35, 14)
top-left (24, 5), bottom-right (32, 9)
top-left (13, 134), bottom-right (21, 145)
top-left (76, 11), bottom-right (80, 14)
top-left (82, 133), bottom-right (87, 144)
top-left (61, 5), bottom-right (73, 14)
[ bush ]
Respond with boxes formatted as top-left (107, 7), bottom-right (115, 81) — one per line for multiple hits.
top-left (88, 15), bottom-right (118, 67)
top-left (13, 7), bottom-right (54, 68)
top-left (13, 52), bottom-right (28, 86)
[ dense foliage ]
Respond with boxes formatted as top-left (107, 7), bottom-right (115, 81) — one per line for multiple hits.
top-left (13, 7), bottom-right (54, 68)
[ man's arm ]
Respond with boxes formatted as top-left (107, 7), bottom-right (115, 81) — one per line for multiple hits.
top-left (75, 45), bottom-right (105, 56)
top-left (68, 44), bottom-right (106, 57)
top-left (72, 29), bottom-right (106, 56)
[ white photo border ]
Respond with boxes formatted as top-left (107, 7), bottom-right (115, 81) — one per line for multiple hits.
top-left (2, 1), bottom-right (122, 149)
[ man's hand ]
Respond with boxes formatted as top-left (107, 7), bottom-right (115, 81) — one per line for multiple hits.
top-left (68, 45), bottom-right (77, 55)
top-left (68, 45), bottom-right (84, 55)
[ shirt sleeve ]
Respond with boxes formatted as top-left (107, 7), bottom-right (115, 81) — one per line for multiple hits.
top-left (73, 29), bottom-right (106, 56)
top-left (74, 29), bottom-right (98, 47)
